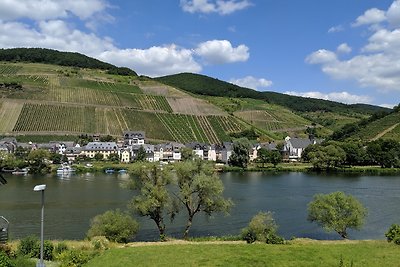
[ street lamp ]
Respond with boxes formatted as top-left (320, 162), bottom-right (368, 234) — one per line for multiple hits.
top-left (33, 184), bottom-right (46, 267)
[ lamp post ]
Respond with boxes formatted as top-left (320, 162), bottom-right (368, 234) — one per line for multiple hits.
top-left (33, 184), bottom-right (46, 267)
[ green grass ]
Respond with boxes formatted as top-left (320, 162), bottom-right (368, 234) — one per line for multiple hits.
top-left (85, 241), bottom-right (400, 267)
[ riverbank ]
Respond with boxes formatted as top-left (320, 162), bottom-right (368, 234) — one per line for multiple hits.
top-left (85, 239), bottom-right (398, 267)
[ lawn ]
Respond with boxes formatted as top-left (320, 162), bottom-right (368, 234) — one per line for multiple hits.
top-left (85, 240), bottom-right (400, 267)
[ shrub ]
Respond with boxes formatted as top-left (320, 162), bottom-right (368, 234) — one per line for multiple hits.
top-left (385, 224), bottom-right (400, 244)
top-left (0, 244), bottom-right (14, 258)
top-left (241, 211), bottom-right (284, 244)
top-left (17, 236), bottom-right (53, 260)
top-left (87, 209), bottom-right (139, 243)
top-left (58, 250), bottom-right (94, 267)
top-left (10, 256), bottom-right (35, 267)
top-left (54, 242), bottom-right (69, 257)
top-left (17, 235), bottom-right (39, 258)
top-left (91, 236), bottom-right (110, 250)
top-left (0, 251), bottom-right (14, 267)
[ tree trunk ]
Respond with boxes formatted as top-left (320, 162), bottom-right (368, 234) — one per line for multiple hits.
top-left (338, 230), bottom-right (348, 239)
top-left (154, 218), bottom-right (166, 241)
top-left (183, 214), bottom-right (194, 240)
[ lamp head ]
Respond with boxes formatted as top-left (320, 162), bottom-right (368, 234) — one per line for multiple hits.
top-left (33, 184), bottom-right (46, 191)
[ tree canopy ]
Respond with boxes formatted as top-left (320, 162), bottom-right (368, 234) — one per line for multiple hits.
top-left (307, 191), bottom-right (367, 239)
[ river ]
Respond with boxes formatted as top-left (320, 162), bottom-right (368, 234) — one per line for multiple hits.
top-left (0, 171), bottom-right (399, 241)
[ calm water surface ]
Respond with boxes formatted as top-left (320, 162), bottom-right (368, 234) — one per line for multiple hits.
top-left (0, 172), bottom-right (399, 241)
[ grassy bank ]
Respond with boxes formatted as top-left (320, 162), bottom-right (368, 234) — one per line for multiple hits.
top-left (85, 240), bottom-right (399, 267)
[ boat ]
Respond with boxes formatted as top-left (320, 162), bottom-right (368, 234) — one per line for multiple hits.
top-left (56, 165), bottom-right (76, 174)
top-left (105, 168), bottom-right (115, 174)
top-left (12, 168), bottom-right (29, 175)
top-left (2, 168), bottom-right (16, 173)
top-left (118, 169), bottom-right (127, 174)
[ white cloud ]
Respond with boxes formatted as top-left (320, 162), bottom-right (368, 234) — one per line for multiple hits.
top-left (285, 91), bottom-right (372, 104)
top-left (352, 8), bottom-right (386, 27)
top-left (98, 45), bottom-right (202, 77)
top-left (379, 103), bottom-right (396, 108)
top-left (328, 25), bottom-right (344, 33)
top-left (180, 0), bottom-right (252, 15)
top-left (0, 0), bottom-right (108, 21)
top-left (305, 49), bottom-right (337, 65)
top-left (195, 40), bottom-right (249, 64)
top-left (229, 76), bottom-right (272, 90)
top-left (337, 43), bottom-right (352, 54)
top-left (387, 0), bottom-right (400, 27)
top-left (307, 1), bottom-right (400, 93)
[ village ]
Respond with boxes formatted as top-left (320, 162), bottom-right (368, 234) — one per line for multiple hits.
top-left (0, 131), bottom-right (320, 164)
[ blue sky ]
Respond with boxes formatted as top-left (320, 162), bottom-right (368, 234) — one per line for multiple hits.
top-left (0, 0), bottom-right (399, 107)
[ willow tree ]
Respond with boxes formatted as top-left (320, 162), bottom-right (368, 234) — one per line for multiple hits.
top-left (174, 160), bottom-right (232, 239)
top-left (127, 162), bottom-right (173, 240)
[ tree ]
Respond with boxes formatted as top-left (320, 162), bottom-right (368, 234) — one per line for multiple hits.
top-left (257, 148), bottom-right (269, 168)
top-left (127, 162), bottom-right (173, 240)
top-left (180, 147), bottom-right (195, 161)
top-left (385, 224), bottom-right (400, 245)
top-left (268, 150), bottom-right (282, 167)
top-left (107, 153), bottom-right (120, 163)
top-left (308, 144), bottom-right (346, 170)
top-left (94, 152), bottom-right (103, 161)
top-left (229, 138), bottom-right (251, 168)
top-left (135, 146), bottom-right (146, 162)
top-left (87, 209), bottom-right (139, 243)
top-left (174, 160), bottom-right (232, 239)
top-left (28, 149), bottom-right (50, 174)
top-left (367, 139), bottom-right (400, 168)
top-left (307, 191), bottom-right (367, 239)
top-left (241, 211), bottom-right (284, 244)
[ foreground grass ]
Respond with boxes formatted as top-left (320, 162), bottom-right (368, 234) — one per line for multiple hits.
top-left (85, 240), bottom-right (399, 267)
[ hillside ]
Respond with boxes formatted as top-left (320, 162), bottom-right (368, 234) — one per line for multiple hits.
top-left (0, 61), bottom-right (249, 144)
top-left (0, 48), bottom-right (137, 76)
top-left (155, 73), bottom-right (389, 114)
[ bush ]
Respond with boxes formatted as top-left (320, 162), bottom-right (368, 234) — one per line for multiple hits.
top-left (385, 224), bottom-right (400, 244)
top-left (241, 211), bottom-right (284, 244)
top-left (0, 244), bottom-right (14, 258)
top-left (17, 235), bottom-right (39, 258)
top-left (0, 251), bottom-right (14, 267)
top-left (54, 242), bottom-right (69, 257)
top-left (17, 236), bottom-right (53, 260)
top-left (91, 236), bottom-right (110, 250)
top-left (10, 256), bottom-right (35, 267)
top-left (87, 209), bottom-right (139, 243)
top-left (58, 250), bottom-right (95, 267)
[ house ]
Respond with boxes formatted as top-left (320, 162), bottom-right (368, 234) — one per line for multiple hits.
top-left (153, 143), bottom-right (184, 162)
top-left (249, 144), bottom-right (261, 162)
top-left (186, 142), bottom-right (210, 160)
top-left (120, 149), bottom-right (130, 163)
top-left (219, 142), bottom-right (233, 163)
top-left (64, 146), bottom-right (82, 162)
top-left (0, 138), bottom-right (17, 153)
top-left (283, 136), bottom-right (321, 161)
top-left (123, 131), bottom-right (145, 146)
top-left (82, 142), bottom-right (119, 160)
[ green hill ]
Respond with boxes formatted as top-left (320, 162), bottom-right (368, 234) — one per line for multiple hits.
top-left (155, 73), bottom-right (389, 114)
top-left (0, 48), bottom-right (137, 76)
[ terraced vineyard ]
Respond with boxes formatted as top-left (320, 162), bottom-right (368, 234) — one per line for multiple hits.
top-left (60, 77), bottom-right (142, 93)
top-left (13, 103), bottom-right (96, 133)
top-left (354, 112), bottom-right (400, 140)
top-left (0, 64), bottom-right (22, 75)
top-left (0, 101), bottom-right (23, 132)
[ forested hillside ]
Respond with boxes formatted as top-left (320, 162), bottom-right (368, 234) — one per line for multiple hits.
top-left (156, 73), bottom-right (388, 114)
top-left (0, 48), bottom-right (137, 76)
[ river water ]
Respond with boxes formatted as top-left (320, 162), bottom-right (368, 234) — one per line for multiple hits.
top-left (0, 171), bottom-right (399, 241)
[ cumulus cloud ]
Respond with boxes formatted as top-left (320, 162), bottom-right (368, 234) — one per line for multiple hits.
top-left (328, 25), bottom-right (344, 33)
top-left (337, 43), bottom-right (352, 54)
top-left (195, 40), bottom-right (249, 64)
top-left (307, 1), bottom-right (400, 92)
top-left (285, 91), bottom-right (372, 104)
top-left (98, 45), bottom-right (202, 77)
top-left (229, 76), bottom-right (272, 90)
top-left (352, 8), bottom-right (386, 27)
top-left (0, 0), bottom-right (108, 21)
top-left (387, 0), bottom-right (400, 27)
top-left (180, 0), bottom-right (252, 15)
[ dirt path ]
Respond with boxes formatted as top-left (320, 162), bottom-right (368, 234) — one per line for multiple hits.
top-left (371, 123), bottom-right (399, 141)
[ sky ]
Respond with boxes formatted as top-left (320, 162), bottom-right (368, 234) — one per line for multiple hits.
top-left (0, 0), bottom-right (399, 108)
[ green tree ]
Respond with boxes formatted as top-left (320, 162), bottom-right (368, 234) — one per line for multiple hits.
top-left (308, 144), bottom-right (346, 170)
top-left (241, 211), bottom-right (284, 244)
top-left (268, 150), bottom-right (282, 167)
top-left (180, 147), bottom-right (195, 161)
top-left (136, 146), bottom-right (146, 162)
top-left (257, 148), bottom-right (269, 168)
top-left (229, 138), bottom-right (251, 168)
top-left (50, 152), bottom-right (62, 164)
top-left (174, 160), bottom-right (232, 239)
top-left (367, 139), bottom-right (400, 168)
top-left (127, 162), bottom-right (173, 240)
top-left (87, 209), bottom-right (139, 243)
top-left (385, 224), bottom-right (400, 245)
top-left (339, 141), bottom-right (367, 166)
top-left (307, 191), bottom-right (367, 239)
top-left (94, 152), bottom-right (103, 161)
top-left (28, 149), bottom-right (50, 174)
top-left (107, 153), bottom-right (120, 163)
